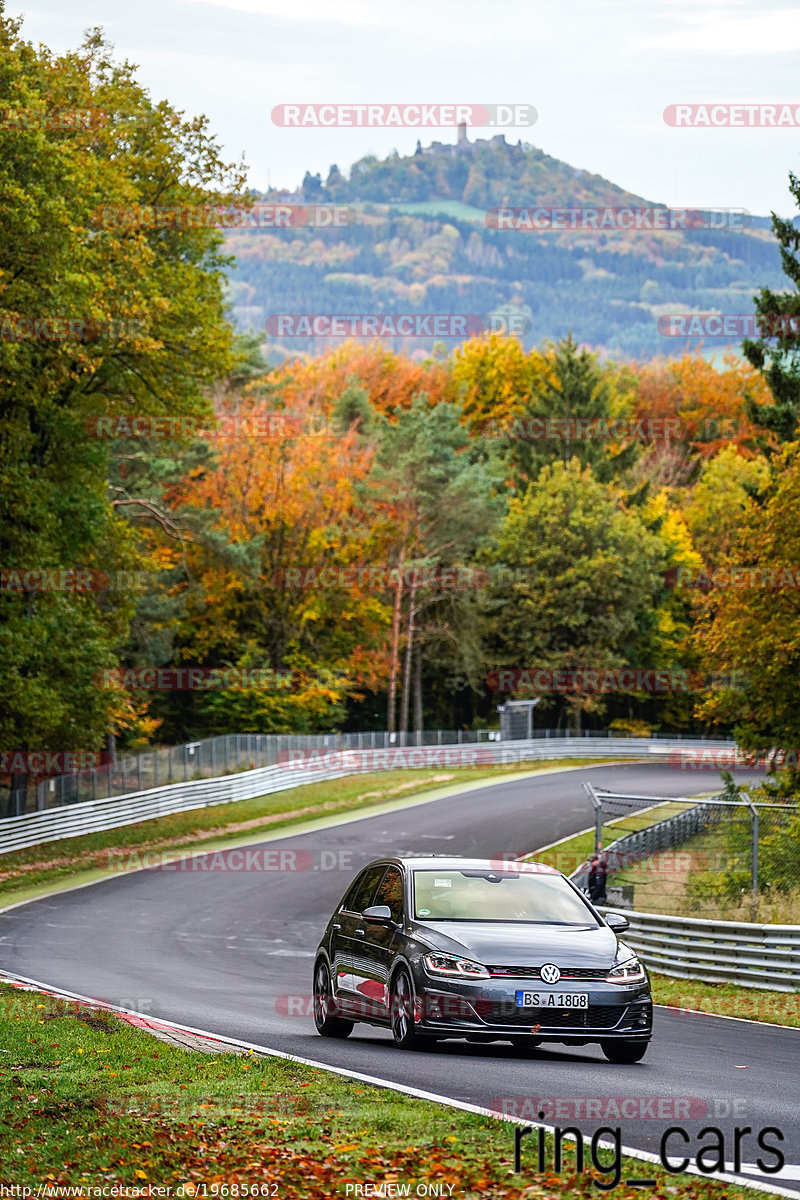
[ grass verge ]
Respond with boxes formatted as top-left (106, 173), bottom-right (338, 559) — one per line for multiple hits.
top-left (0, 759), bottom-right (616, 905)
top-left (0, 983), bottom-right (770, 1198)
top-left (611, 823), bottom-right (800, 925)
top-left (651, 972), bottom-right (800, 1027)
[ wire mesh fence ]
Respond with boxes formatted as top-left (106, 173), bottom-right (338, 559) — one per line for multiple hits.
top-left (1, 726), bottom-right (724, 819)
top-left (579, 785), bottom-right (800, 924)
top-left (3, 729), bottom-right (500, 817)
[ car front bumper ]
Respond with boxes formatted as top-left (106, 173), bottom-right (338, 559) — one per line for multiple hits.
top-left (411, 974), bottom-right (653, 1040)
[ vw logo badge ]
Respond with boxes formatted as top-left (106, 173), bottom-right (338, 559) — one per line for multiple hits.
top-left (540, 963), bottom-right (561, 985)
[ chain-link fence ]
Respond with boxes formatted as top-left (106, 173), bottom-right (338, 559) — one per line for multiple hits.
top-left (578, 785), bottom-right (800, 924)
top-left (2, 727), bottom-right (728, 819)
top-left (3, 729), bottom-right (503, 817)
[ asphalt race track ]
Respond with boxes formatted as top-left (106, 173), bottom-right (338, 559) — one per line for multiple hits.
top-left (2, 763), bottom-right (799, 1194)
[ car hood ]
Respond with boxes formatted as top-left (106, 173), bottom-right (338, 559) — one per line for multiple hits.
top-left (409, 920), bottom-right (619, 967)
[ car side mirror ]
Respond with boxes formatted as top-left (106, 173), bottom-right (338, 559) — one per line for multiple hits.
top-left (362, 904), bottom-right (394, 924)
top-left (605, 911), bottom-right (629, 932)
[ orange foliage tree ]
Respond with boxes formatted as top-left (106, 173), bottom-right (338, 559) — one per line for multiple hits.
top-left (157, 387), bottom-right (394, 732)
top-left (269, 341), bottom-right (455, 420)
top-left (627, 354), bottom-right (775, 488)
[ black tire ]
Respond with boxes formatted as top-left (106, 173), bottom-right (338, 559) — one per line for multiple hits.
top-left (389, 968), bottom-right (422, 1050)
top-left (600, 1039), bottom-right (649, 1064)
top-left (313, 959), bottom-right (354, 1038)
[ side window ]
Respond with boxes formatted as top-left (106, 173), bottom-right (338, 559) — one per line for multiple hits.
top-left (344, 865), bottom-right (387, 914)
top-left (374, 866), bottom-right (404, 922)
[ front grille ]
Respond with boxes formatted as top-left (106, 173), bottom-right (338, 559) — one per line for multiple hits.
top-left (487, 965), bottom-right (608, 980)
top-left (481, 1002), bottom-right (625, 1030)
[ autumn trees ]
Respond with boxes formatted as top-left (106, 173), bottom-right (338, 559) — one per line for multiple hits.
top-left (486, 460), bottom-right (667, 734)
top-left (4, 8), bottom-right (800, 770)
top-left (0, 15), bottom-right (245, 807)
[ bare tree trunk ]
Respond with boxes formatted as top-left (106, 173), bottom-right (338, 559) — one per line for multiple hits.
top-left (387, 555), bottom-right (405, 735)
top-left (399, 574), bottom-right (418, 744)
top-left (413, 641), bottom-right (423, 739)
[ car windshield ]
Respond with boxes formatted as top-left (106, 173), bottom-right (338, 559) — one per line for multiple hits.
top-left (412, 869), bottom-right (599, 925)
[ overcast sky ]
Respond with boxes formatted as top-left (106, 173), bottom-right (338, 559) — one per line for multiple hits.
top-left (9, 0), bottom-right (800, 215)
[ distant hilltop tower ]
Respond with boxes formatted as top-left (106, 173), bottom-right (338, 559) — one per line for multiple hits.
top-left (457, 120), bottom-right (468, 145)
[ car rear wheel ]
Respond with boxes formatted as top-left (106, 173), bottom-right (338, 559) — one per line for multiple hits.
top-left (601, 1038), bottom-right (649, 1063)
top-left (390, 969), bottom-right (422, 1050)
top-left (313, 960), bottom-right (353, 1038)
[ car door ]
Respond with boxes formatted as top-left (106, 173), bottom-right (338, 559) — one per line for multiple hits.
top-left (351, 865), bottom-right (405, 1022)
top-left (333, 864), bottom-right (388, 1015)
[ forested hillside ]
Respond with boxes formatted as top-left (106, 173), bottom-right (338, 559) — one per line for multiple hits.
top-left (227, 136), bottom-right (784, 360)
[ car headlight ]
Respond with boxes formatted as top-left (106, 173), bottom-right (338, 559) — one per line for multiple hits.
top-left (606, 956), bottom-right (646, 984)
top-left (423, 953), bottom-right (490, 979)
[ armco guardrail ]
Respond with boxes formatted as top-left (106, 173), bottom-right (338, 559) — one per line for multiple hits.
top-left (598, 907), bottom-right (800, 992)
top-left (0, 735), bottom-right (737, 856)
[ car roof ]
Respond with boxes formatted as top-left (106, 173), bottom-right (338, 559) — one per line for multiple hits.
top-left (366, 856), bottom-right (562, 874)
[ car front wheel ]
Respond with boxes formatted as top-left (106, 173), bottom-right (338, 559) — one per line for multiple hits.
top-left (600, 1038), bottom-right (649, 1064)
top-left (313, 960), bottom-right (353, 1038)
top-left (390, 969), bottom-right (422, 1050)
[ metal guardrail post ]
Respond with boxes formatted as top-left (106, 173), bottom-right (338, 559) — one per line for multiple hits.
top-left (741, 794), bottom-right (759, 923)
top-left (583, 781), bottom-right (603, 852)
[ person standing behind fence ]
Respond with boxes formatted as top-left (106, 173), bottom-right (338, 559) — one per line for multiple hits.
top-left (587, 854), bottom-right (607, 904)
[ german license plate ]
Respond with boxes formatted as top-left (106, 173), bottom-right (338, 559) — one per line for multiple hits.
top-left (515, 991), bottom-right (589, 1008)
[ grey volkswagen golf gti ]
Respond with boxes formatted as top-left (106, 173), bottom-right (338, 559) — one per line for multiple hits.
top-left (313, 857), bottom-right (652, 1061)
